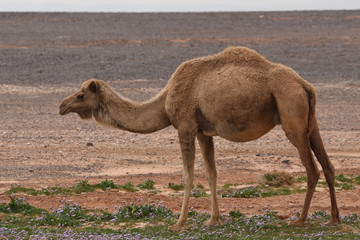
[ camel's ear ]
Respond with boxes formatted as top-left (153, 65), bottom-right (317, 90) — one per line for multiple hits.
top-left (88, 80), bottom-right (97, 93)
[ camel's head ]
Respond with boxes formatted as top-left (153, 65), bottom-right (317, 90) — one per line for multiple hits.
top-left (59, 79), bottom-right (100, 120)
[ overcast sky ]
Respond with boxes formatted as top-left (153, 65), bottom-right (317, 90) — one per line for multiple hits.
top-left (1, 0), bottom-right (359, 12)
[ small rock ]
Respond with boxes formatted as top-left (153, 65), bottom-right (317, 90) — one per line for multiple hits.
top-left (86, 142), bottom-right (94, 147)
top-left (282, 159), bottom-right (291, 164)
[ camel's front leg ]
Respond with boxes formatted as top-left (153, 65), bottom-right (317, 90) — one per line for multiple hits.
top-left (170, 126), bottom-right (196, 231)
top-left (197, 132), bottom-right (221, 226)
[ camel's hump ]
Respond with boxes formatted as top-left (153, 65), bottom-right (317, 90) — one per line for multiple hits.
top-left (171, 46), bottom-right (270, 79)
top-left (215, 46), bottom-right (268, 63)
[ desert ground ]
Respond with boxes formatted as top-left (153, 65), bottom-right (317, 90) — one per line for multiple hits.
top-left (0, 11), bottom-right (359, 218)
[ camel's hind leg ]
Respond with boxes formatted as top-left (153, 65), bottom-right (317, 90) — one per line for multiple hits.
top-left (276, 91), bottom-right (320, 226)
top-left (310, 120), bottom-right (340, 225)
top-left (197, 132), bottom-right (221, 226)
top-left (285, 128), bottom-right (320, 227)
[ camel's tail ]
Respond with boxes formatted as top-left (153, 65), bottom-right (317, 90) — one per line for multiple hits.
top-left (303, 84), bottom-right (317, 132)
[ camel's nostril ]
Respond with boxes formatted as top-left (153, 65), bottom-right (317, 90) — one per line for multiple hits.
top-left (59, 103), bottom-right (68, 115)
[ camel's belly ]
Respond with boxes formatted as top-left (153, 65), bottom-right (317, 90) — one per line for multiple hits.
top-left (196, 100), bottom-right (280, 142)
top-left (200, 119), bottom-right (278, 142)
top-left (219, 122), bottom-right (277, 142)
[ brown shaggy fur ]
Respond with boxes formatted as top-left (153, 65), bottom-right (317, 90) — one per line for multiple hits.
top-left (59, 46), bottom-right (340, 230)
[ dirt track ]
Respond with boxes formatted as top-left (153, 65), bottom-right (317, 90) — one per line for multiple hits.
top-left (0, 11), bottom-right (359, 217)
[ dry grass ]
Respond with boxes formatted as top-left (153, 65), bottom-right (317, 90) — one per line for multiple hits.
top-left (260, 171), bottom-right (294, 187)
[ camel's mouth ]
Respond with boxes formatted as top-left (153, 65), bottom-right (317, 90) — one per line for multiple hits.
top-left (59, 103), bottom-right (70, 115)
top-left (59, 103), bottom-right (92, 120)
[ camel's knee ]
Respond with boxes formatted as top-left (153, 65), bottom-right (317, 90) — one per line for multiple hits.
top-left (324, 161), bottom-right (335, 178)
top-left (306, 171), bottom-right (320, 189)
top-left (202, 157), bottom-right (217, 185)
top-left (323, 168), bottom-right (335, 185)
top-left (308, 174), bottom-right (320, 187)
top-left (205, 165), bottom-right (217, 180)
top-left (326, 160), bottom-right (335, 172)
top-left (182, 172), bottom-right (194, 188)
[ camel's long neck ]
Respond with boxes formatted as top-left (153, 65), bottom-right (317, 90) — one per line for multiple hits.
top-left (94, 84), bottom-right (171, 134)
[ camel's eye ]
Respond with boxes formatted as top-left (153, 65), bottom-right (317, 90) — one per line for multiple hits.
top-left (77, 94), bottom-right (85, 100)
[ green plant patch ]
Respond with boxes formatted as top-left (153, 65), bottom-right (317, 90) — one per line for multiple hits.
top-left (0, 196), bottom-right (45, 215)
top-left (219, 184), bottom-right (307, 198)
top-left (73, 180), bottom-right (97, 194)
top-left (294, 175), bottom-right (307, 183)
top-left (0, 196), bottom-right (358, 239)
top-left (354, 175), bottom-right (360, 185)
top-left (120, 182), bottom-right (139, 192)
top-left (5, 186), bottom-right (73, 196)
top-left (137, 178), bottom-right (156, 190)
top-left (37, 204), bottom-right (89, 227)
top-left (114, 202), bottom-right (173, 222)
top-left (335, 182), bottom-right (355, 190)
top-left (94, 179), bottom-right (120, 190)
top-left (190, 187), bottom-right (208, 198)
top-left (335, 174), bottom-right (353, 183)
top-left (335, 174), bottom-right (360, 186)
top-left (229, 210), bottom-right (245, 218)
top-left (4, 179), bottom-right (161, 196)
top-left (168, 182), bottom-right (184, 191)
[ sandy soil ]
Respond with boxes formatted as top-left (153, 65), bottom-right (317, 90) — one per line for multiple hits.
top-left (0, 11), bottom-right (359, 218)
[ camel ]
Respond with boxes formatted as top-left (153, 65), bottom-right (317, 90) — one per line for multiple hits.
top-left (59, 46), bottom-right (340, 231)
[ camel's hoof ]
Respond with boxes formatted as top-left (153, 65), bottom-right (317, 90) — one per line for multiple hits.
top-left (204, 218), bottom-right (222, 226)
top-left (325, 218), bottom-right (340, 226)
top-left (169, 223), bottom-right (186, 232)
top-left (291, 220), bottom-right (305, 227)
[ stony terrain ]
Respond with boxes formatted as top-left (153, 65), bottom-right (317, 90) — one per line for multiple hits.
top-left (0, 10), bottom-right (359, 217)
